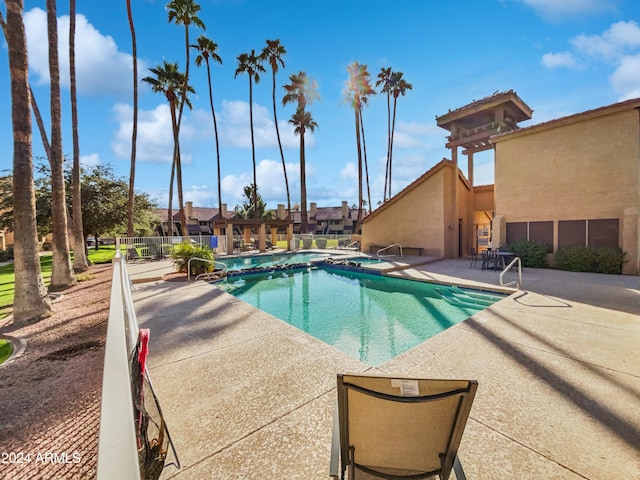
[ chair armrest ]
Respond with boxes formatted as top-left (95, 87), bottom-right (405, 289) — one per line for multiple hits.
top-left (329, 401), bottom-right (340, 478)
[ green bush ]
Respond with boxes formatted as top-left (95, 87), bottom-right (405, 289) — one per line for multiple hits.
top-left (171, 242), bottom-right (214, 275)
top-left (0, 247), bottom-right (13, 262)
top-left (554, 246), bottom-right (626, 274)
top-left (506, 240), bottom-right (549, 268)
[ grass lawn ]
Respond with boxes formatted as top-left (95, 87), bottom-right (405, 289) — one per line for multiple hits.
top-left (0, 338), bottom-right (12, 364)
top-left (0, 245), bottom-right (119, 321)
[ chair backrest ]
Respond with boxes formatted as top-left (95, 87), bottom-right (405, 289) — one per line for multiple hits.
top-left (336, 374), bottom-right (477, 479)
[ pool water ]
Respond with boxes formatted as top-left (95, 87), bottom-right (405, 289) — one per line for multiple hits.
top-left (222, 266), bottom-right (505, 366)
top-left (216, 252), bottom-right (329, 272)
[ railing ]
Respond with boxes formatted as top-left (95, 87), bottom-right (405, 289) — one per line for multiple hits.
top-left (377, 243), bottom-right (403, 259)
top-left (500, 256), bottom-right (522, 289)
top-left (97, 254), bottom-right (180, 479)
top-left (118, 235), bottom-right (221, 260)
top-left (97, 255), bottom-right (141, 479)
top-left (188, 257), bottom-right (227, 282)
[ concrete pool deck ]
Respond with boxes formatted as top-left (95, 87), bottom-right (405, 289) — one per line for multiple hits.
top-left (129, 256), bottom-right (640, 479)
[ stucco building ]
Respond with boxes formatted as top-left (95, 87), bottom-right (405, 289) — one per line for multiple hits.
top-left (362, 91), bottom-right (640, 275)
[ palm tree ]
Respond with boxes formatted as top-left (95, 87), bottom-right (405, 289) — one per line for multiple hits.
top-left (166, 0), bottom-right (205, 236)
top-left (46, 0), bottom-right (76, 291)
top-left (289, 108), bottom-right (318, 234)
top-left (376, 67), bottom-right (393, 201)
top-left (69, 0), bottom-right (88, 272)
top-left (283, 71), bottom-right (320, 234)
top-left (126, 0), bottom-right (138, 237)
top-left (192, 34), bottom-right (223, 216)
top-left (346, 62), bottom-right (374, 233)
top-left (260, 39), bottom-right (291, 218)
top-left (142, 61), bottom-right (194, 241)
top-left (388, 71), bottom-right (412, 198)
top-left (4, 0), bottom-right (52, 324)
top-left (235, 50), bottom-right (265, 219)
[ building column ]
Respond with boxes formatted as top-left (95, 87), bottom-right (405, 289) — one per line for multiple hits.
top-left (467, 152), bottom-right (474, 186)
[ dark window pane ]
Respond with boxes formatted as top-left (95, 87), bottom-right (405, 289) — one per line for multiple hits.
top-left (588, 219), bottom-right (619, 248)
top-left (558, 220), bottom-right (586, 248)
top-left (529, 221), bottom-right (553, 252)
top-left (506, 222), bottom-right (527, 244)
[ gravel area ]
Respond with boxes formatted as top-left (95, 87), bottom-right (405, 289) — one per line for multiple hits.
top-left (0, 263), bottom-right (111, 479)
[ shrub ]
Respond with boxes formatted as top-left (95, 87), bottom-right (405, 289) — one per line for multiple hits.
top-left (41, 242), bottom-right (52, 251)
top-left (0, 247), bottom-right (13, 262)
top-left (506, 240), bottom-right (549, 268)
top-left (171, 242), bottom-right (214, 276)
top-left (554, 246), bottom-right (626, 274)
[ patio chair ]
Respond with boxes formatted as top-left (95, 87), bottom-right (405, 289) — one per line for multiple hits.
top-left (127, 247), bottom-right (141, 262)
top-left (469, 247), bottom-right (478, 268)
top-left (330, 373), bottom-right (477, 480)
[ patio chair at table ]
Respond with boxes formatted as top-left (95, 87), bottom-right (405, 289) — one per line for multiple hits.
top-left (330, 373), bottom-right (478, 480)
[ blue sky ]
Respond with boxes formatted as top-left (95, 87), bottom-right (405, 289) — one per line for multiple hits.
top-left (1, 0), bottom-right (639, 211)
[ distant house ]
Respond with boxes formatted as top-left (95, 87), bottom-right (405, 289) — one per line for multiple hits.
top-left (154, 201), bottom-right (235, 237)
top-left (291, 201), bottom-right (359, 235)
top-left (361, 91), bottom-right (640, 274)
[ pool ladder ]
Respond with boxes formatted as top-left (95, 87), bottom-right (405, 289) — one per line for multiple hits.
top-left (499, 256), bottom-right (522, 289)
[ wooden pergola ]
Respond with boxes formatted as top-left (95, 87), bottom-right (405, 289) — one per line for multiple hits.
top-left (211, 218), bottom-right (294, 254)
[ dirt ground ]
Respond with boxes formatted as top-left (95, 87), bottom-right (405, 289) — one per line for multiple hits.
top-left (0, 263), bottom-right (112, 480)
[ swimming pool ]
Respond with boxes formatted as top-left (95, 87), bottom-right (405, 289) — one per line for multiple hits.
top-left (216, 252), bottom-right (330, 272)
top-left (221, 266), bottom-right (505, 366)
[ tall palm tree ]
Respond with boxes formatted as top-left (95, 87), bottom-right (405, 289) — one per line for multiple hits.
top-left (4, 0), bottom-right (52, 324)
top-left (142, 61), bottom-right (194, 241)
top-left (289, 108), bottom-right (318, 234)
top-left (192, 34), bottom-right (223, 216)
top-left (126, 0), bottom-right (138, 237)
top-left (46, 0), bottom-right (75, 291)
top-left (167, 0), bottom-right (204, 236)
top-left (283, 71), bottom-right (320, 234)
top-left (260, 39), bottom-right (290, 218)
top-left (346, 62), bottom-right (374, 233)
top-left (388, 72), bottom-right (412, 198)
top-left (235, 50), bottom-right (265, 218)
top-left (69, 0), bottom-right (88, 272)
top-left (376, 67), bottom-right (393, 201)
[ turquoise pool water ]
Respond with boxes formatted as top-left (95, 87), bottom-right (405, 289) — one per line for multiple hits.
top-left (216, 252), bottom-right (329, 272)
top-left (223, 266), bottom-right (505, 366)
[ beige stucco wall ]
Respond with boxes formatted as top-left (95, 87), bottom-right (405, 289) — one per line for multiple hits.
top-left (362, 164), bottom-right (450, 257)
top-left (494, 106), bottom-right (640, 274)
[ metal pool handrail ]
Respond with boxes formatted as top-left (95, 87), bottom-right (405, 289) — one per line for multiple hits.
top-left (377, 243), bottom-right (403, 259)
top-left (188, 257), bottom-right (227, 282)
top-left (500, 256), bottom-right (522, 289)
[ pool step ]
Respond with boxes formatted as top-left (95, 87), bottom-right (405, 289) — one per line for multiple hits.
top-left (436, 288), bottom-right (497, 309)
top-left (450, 286), bottom-right (504, 303)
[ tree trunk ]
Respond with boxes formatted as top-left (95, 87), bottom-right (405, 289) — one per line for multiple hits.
top-left (249, 77), bottom-right (258, 218)
top-left (299, 127), bottom-right (308, 234)
top-left (354, 107), bottom-right (363, 234)
top-left (205, 59), bottom-right (223, 217)
top-left (126, 0), bottom-right (138, 237)
top-left (69, 0), bottom-right (88, 272)
top-left (6, 0), bottom-right (52, 324)
top-left (272, 69), bottom-right (291, 218)
top-left (46, 0), bottom-right (76, 291)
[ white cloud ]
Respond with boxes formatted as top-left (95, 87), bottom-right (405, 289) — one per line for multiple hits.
top-left (541, 20), bottom-right (640, 99)
top-left (541, 51), bottom-right (582, 69)
top-left (218, 100), bottom-right (308, 149)
top-left (24, 8), bottom-right (144, 97)
top-left (571, 20), bottom-right (640, 62)
top-left (80, 153), bottom-right (100, 168)
top-left (610, 53), bottom-right (640, 100)
top-left (340, 162), bottom-right (357, 181)
top-left (515, 0), bottom-right (617, 22)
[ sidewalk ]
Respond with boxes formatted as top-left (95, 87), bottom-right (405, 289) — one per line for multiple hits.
top-left (131, 258), bottom-right (640, 479)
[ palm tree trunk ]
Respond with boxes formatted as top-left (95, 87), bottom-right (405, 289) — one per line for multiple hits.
top-left (46, 0), bottom-right (76, 291)
top-left (384, 92), bottom-right (391, 201)
top-left (205, 58), bottom-right (223, 216)
top-left (354, 107), bottom-right (363, 233)
top-left (126, 0), bottom-right (138, 237)
top-left (69, 0), bottom-right (88, 272)
top-left (272, 69), bottom-right (291, 218)
top-left (6, 0), bottom-right (52, 324)
top-left (174, 23), bottom-right (191, 238)
top-left (389, 97), bottom-right (399, 198)
top-left (299, 127), bottom-right (308, 234)
top-left (249, 77), bottom-right (258, 218)
top-left (359, 110), bottom-right (372, 214)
